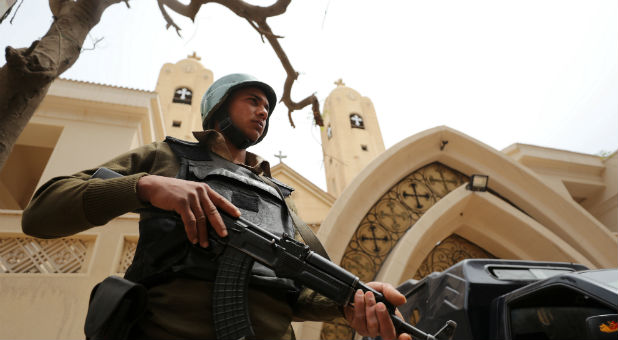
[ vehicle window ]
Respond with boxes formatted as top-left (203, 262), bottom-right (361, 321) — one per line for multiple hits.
top-left (509, 285), bottom-right (615, 339)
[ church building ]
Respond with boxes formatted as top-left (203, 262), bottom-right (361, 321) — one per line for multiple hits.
top-left (0, 56), bottom-right (615, 339)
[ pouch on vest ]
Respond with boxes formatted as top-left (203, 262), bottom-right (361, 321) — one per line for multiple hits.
top-left (84, 276), bottom-right (147, 340)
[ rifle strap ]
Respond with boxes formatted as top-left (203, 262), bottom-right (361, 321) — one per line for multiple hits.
top-left (260, 176), bottom-right (331, 260)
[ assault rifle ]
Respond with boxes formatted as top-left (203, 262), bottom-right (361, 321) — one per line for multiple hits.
top-left (92, 168), bottom-right (456, 340)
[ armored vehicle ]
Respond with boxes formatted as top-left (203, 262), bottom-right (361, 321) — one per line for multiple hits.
top-left (395, 259), bottom-right (617, 340)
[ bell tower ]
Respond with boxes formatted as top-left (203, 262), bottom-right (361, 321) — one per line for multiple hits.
top-left (320, 79), bottom-right (385, 197)
top-left (155, 52), bottom-right (213, 141)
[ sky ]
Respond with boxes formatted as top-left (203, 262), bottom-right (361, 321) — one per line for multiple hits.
top-left (1, 0), bottom-right (617, 190)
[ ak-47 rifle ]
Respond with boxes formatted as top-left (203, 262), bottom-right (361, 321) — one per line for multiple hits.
top-left (92, 168), bottom-right (456, 340)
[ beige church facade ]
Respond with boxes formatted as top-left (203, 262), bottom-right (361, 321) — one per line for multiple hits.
top-left (0, 56), bottom-right (616, 339)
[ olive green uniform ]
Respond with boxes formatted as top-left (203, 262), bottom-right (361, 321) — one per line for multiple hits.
top-left (22, 131), bottom-right (341, 339)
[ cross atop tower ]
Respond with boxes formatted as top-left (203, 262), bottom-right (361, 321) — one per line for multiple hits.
top-left (334, 78), bottom-right (345, 87)
top-left (188, 52), bottom-right (201, 61)
top-left (275, 150), bottom-right (287, 163)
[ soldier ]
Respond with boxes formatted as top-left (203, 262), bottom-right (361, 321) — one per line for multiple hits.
top-left (22, 74), bottom-right (410, 340)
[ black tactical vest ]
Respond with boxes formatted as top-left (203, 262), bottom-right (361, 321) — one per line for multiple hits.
top-left (124, 137), bottom-right (298, 292)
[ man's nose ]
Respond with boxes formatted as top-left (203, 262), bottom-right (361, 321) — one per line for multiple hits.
top-left (256, 105), bottom-right (268, 119)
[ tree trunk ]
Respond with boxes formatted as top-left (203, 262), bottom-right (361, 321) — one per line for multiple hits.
top-left (0, 0), bottom-right (318, 170)
top-left (0, 0), bottom-right (121, 170)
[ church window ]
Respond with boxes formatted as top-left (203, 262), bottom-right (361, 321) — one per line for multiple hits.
top-left (172, 120), bottom-right (182, 128)
top-left (327, 124), bottom-right (333, 139)
top-left (361, 144), bottom-right (368, 151)
top-left (350, 113), bottom-right (364, 129)
top-left (173, 87), bottom-right (193, 105)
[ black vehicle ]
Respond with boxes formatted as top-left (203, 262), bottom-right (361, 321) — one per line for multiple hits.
top-left (394, 259), bottom-right (618, 340)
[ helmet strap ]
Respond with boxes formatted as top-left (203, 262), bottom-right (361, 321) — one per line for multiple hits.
top-left (218, 114), bottom-right (255, 150)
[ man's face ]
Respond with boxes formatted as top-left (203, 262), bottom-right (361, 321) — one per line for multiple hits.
top-left (225, 86), bottom-right (270, 142)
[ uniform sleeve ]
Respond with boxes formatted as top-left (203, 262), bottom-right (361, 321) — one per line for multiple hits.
top-left (282, 195), bottom-right (344, 321)
top-left (21, 142), bottom-right (170, 239)
top-left (292, 287), bottom-right (344, 322)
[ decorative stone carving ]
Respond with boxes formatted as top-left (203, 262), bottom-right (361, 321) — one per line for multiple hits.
top-left (339, 163), bottom-right (468, 283)
top-left (0, 236), bottom-right (91, 273)
top-left (117, 237), bottom-right (138, 274)
top-left (414, 234), bottom-right (495, 279)
top-left (321, 163), bottom-right (470, 339)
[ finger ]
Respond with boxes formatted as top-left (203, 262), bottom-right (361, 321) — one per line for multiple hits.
top-left (185, 190), bottom-right (210, 247)
top-left (343, 305), bottom-right (354, 323)
top-left (365, 291), bottom-right (379, 336)
top-left (179, 203), bottom-right (198, 245)
top-left (195, 214), bottom-right (208, 247)
top-left (194, 187), bottom-right (210, 247)
top-left (383, 283), bottom-right (406, 306)
top-left (398, 333), bottom-right (412, 340)
top-left (376, 302), bottom-right (396, 340)
top-left (368, 281), bottom-right (406, 306)
top-left (201, 187), bottom-right (228, 237)
top-left (207, 187), bottom-right (241, 218)
top-left (352, 289), bottom-right (368, 335)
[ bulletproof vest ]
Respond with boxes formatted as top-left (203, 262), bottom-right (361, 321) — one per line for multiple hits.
top-left (124, 137), bottom-right (298, 292)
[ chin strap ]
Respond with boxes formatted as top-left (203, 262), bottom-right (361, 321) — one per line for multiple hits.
top-left (218, 115), bottom-right (254, 150)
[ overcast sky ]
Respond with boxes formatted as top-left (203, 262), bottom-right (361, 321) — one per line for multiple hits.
top-left (1, 0), bottom-right (616, 190)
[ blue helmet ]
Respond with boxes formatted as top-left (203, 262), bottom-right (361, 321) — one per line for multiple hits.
top-left (200, 73), bottom-right (277, 145)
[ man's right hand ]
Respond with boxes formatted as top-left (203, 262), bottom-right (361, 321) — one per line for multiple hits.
top-left (136, 175), bottom-right (241, 247)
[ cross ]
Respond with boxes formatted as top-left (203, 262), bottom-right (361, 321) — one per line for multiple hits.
top-left (334, 78), bottom-right (345, 87)
top-left (350, 114), bottom-right (363, 126)
top-left (274, 150), bottom-right (287, 163)
top-left (402, 183), bottom-right (430, 209)
top-left (429, 172), bottom-right (459, 192)
top-left (378, 201), bottom-right (409, 229)
top-left (188, 52), bottom-right (201, 60)
top-left (176, 88), bottom-right (192, 100)
top-left (360, 225), bottom-right (389, 253)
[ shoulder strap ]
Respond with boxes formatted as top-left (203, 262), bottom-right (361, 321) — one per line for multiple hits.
top-left (164, 136), bottom-right (212, 161)
top-left (260, 176), bottom-right (330, 260)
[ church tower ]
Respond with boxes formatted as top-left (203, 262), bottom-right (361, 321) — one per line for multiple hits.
top-left (320, 79), bottom-right (385, 197)
top-left (155, 53), bottom-right (213, 141)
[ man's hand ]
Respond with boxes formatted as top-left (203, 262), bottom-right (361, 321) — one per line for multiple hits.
top-left (344, 282), bottom-right (412, 340)
top-left (136, 175), bottom-right (240, 247)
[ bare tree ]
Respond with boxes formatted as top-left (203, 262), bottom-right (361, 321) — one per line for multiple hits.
top-left (0, 0), bottom-right (323, 170)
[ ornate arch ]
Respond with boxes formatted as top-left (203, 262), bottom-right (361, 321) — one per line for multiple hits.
top-left (320, 163), bottom-right (475, 339)
top-left (339, 163), bottom-right (468, 282)
top-left (318, 126), bottom-right (615, 269)
top-left (311, 127), bottom-right (616, 340)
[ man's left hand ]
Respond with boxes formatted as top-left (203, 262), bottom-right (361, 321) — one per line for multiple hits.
top-left (344, 281), bottom-right (412, 340)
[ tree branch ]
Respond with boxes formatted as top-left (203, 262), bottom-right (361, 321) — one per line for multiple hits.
top-left (0, 0), bottom-right (323, 170)
top-left (9, 0), bottom-right (24, 24)
top-left (210, 0), bottom-right (291, 19)
top-left (163, 0), bottom-right (323, 127)
top-left (157, 0), bottom-right (183, 36)
top-left (256, 19), bottom-right (322, 127)
top-left (157, 0), bottom-right (201, 21)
